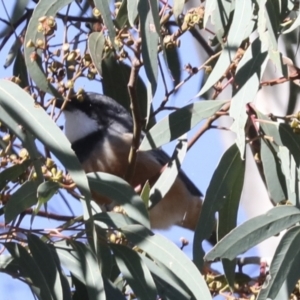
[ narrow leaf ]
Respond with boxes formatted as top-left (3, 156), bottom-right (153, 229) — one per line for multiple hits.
top-left (229, 37), bottom-right (268, 156)
top-left (94, 0), bottom-right (116, 48)
top-left (205, 206), bottom-right (300, 261)
top-left (261, 140), bottom-right (287, 203)
top-left (24, 0), bottom-right (73, 97)
top-left (0, 159), bottom-right (31, 191)
top-left (149, 136), bottom-right (187, 207)
top-left (88, 32), bottom-right (105, 76)
top-left (5, 181), bottom-right (38, 223)
top-left (0, 80), bottom-right (91, 207)
top-left (257, 226), bottom-right (300, 300)
top-left (173, 0), bottom-right (185, 19)
top-left (87, 172), bottom-right (150, 229)
top-left (111, 244), bottom-right (157, 300)
top-left (28, 234), bottom-right (63, 300)
top-left (138, 1), bottom-right (158, 95)
top-left (140, 100), bottom-right (228, 150)
top-left (193, 144), bottom-right (245, 271)
top-left (5, 242), bottom-right (53, 300)
top-left (122, 225), bottom-right (212, 299)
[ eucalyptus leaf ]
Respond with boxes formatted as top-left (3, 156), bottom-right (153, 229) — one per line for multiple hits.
top-left (229, 37), bottom-right (268, 156)
top-left (257, 226), bottom-right (300, 300)
top-left (205, 206), bottom-right (300, 261)
top-left (138, 1), bottom-right (158, 95)
top-left (24, 0), bottom-right (73, 97)
top-left (5, 181), bottom-right (38, 223)
top-left (0, 80), bottom-right (92, 212)
top-left (173, 0), bottom-right (185, 19)
top-left (0, 159), bottom-right (31, 191)
top-left (149, 136), bottom-right (187, 207)
top-left (88, 32), bottom-right (105, 76)
top-left (94, 0), bottom-right (116, 49)
top-left (5, 242), bottom-right (53, 300)
top-left (193, 143), bottom-right (245, 273)
top-left (261, 140), bottom-right (287, 203)
top-left (87, 172), bottom-right (150, 229)
top-left (122, 224), bottom-right (212, 299)
top-left (111, 244), bottom-right (157, 300)
top-left (28, 234), bottom-right (64, 300)
top-left (140, 100), bottom-right (228, 150)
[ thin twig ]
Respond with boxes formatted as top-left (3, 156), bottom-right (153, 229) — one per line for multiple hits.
top-left (126, 58), bottom-right (142, 183)
top-left (187, 102), bottom-right (230, 150)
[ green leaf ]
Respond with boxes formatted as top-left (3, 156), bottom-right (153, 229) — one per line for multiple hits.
top-left (88, 32), bottom-right (105, 76)
top-left (197, 1), bottom-right (254, 96)
top-left (28, 234), bottom-right (64, 300)
top-left (205, 206), bottom-right (300, 261)
top-left (94, 0), bottom-right (116, 49)
top-left (72, 241), bottom-right (105, 300)
top-left (257, 226), bottom-right (300, 300)
top-left (115, 0), bottom-right (129, 29)
top-left (141, 255), bottom-right (192, 299)
top-left (37, 181), bottom-right (59, 204)
top-left (24, 0), bottom-right (73, 97)
top-left (165, 44), bottom-right (181, 89)
top-left (13, 49), bottom-right (29, 88)
top-left (111, 244), bottom-right (157, 300)
top-left (127, 0), bottom-right (138, 27)
top-left (102, 278), bottom-right (126, 300)
top-left (261, 140), bottom-right (287, 203)
top-left (279, 123), bottom-right (300, 166)
top-left (0, 0), bottom-right (29, 38)
top-left (173, 0), bottom-right (185, 19)
top-left (93, 212), bottom-right (137, 228)
top-left (0, 159), bottom-right (31, 191)
top-left (138, 1), bottom-right (158, 95)
top-left (204, 0), bottom-right (234, 42)
top-left (0, 80), bottom-right (91, 210)
top-left (101, 55), bottom-right (150, 128)
top-left (149, 136), bottom-right (187, 207)
top-left (278, 146), bottom-right (297, 205)
top-left (5, 181), bottom-right (38, 223)
top-left (193, 143), bottom-right (245, 272)
top-left (229, 37), bottom-right (268, 156)
top-left (0, 105), bottom-right (43, 184)
top-left (87, 172), bottom-right (150, 229)
top-left (140, 100), bottom-right (228, 150)
top-left (140, 181), bottom-right (150, 208)
top-left (4, 38), bottom-right (22, 68)
top-left (34, 181), bottom-right (60, 216)
top-left (5, 242), bottom-right (53, 300)
top-left (122, 225), bottom-right (212, 299)
top-left (55, 241), bottom-right (105, 300)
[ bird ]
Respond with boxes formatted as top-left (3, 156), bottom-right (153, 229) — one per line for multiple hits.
top-left (55, 92), bottom-right (205, 231)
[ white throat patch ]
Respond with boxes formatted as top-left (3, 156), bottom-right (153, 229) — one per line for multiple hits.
top-left (63, 110), bottom-right (98, 143)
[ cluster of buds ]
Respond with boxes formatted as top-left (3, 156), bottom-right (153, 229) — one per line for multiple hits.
top-left (107, 230), bottom-right (128, 245)
top-left (290, 112), bottom-right (300, 133)
top-left (37, 16), bottom-right (57, 36)
top-left (181, 7), bottom-right (204, 31)
top-left (163, 35), bottom-right (180, 49)
top-left (33, 157), bottom-right (63, 182)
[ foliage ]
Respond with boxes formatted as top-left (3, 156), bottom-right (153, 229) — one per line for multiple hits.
top-left (0, 0), bottom-right (300, 299)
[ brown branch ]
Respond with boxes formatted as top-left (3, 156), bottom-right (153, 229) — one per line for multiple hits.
top-left (23, 208), bottom-right (76, 221)
top-left (187, 102), bottom-right (231, 150)
top-left (125, 59), bottom-right (142, 183)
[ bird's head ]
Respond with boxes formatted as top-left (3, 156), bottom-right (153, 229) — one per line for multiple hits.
top-left (55, 92), bottom-right (133, 144)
